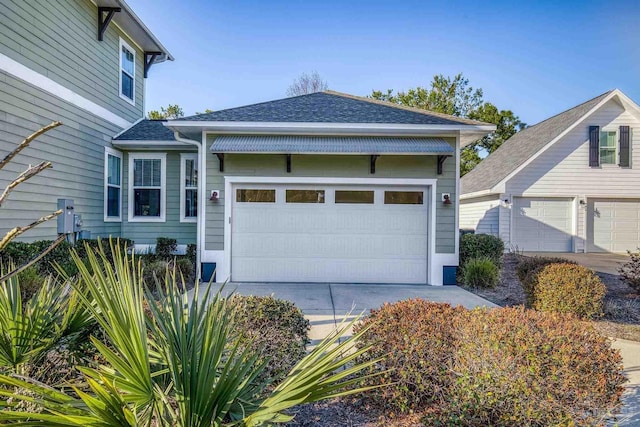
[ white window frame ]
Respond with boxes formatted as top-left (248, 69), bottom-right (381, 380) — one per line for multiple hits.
top-left (128, 152), bottom-right (166, 223)
top-left (599, 129), bottom-right (618, 166)
top-left (180, 153), bottom-right (198, 223)
top-left (119, 38), bottom-right (136, 105)
top-left (104, 147), bottom-right (122, 222)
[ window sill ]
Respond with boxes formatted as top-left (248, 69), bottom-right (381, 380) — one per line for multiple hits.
top-left (119, 92), bottom-right (135, 106)
top-left (180, 217), bottom-right (197, 223)
top-left (128, 216), bottom-right (165, 223)
top-left (104, 217), bottom-right (122, 223)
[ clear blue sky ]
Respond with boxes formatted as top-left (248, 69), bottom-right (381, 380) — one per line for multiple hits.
top-left (130, 0), bottom-right (640, 125)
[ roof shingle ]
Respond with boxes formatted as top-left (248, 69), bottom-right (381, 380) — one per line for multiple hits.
top-left (113, 119), bottom-right (176, 141)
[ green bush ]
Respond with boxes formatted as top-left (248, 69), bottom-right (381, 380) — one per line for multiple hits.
top-left (155, 237), bottom-right (177, 260)
top-left (17, 267), bottom-right (46, 301)
top-left (142, 260), bottom-right (170, 293)
top-left (461, 257), bottom-right (499, 288)
top-left (530, 263), bottom-right (606, 319)
top-left (174, 258), bottom-right (194, 283)
top-left (231, 295), bottom-right (310, 386)
top-left (355, 301), bottom-right (625, 425)
top-left (459, 233), bottom-right (504, 267)
top-left (619, 249), bottom-right (640, 293)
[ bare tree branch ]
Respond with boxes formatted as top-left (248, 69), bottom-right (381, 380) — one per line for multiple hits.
top-left (0, 210), bottom-right (62, 251)
top-left (286, 71), bottom-right (328, 97)
top-left (0, 234), bottom-right (66, 282)
top-left (0, 161), bottom-right (52, 207)
top-left (0, 121), bottom-right (62, 171)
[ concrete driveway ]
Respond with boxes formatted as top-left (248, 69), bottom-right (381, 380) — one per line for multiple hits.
top-left (524, 252), bottom-right (629, 275)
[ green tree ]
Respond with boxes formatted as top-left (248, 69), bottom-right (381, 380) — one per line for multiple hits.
top-left (148, 104), bottom-right (184, 119)
top-left (196, 108), bottom-right (214, 115)
top-left (371, 73), bottom-right (525, 175)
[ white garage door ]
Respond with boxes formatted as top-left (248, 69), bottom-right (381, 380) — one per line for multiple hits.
top-left (512, 197), bottom-right (573, 252)
top-left (231, 184), bottom-right (429, 284)
top-left (588, 199), bottom-right (640, 253)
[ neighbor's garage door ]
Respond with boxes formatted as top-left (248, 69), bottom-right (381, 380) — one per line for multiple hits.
top-left (588, 199), bottom-right (640, 253)
top-left (512, 197), bottom-right (573, 252)
top-left (231, 184), bottom-right (429, 284)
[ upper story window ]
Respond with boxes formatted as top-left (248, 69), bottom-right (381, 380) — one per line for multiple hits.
top-left (599, 130), bottom-right (617, 165)
top-left (104, 147), bottom-right (122, 222)
top-left (129, 153), bottom-right (166, 222)
top-left (119, 38), bottom-right (135, 105)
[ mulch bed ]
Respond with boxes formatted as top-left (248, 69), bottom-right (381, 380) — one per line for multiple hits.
top-left (461, 253), bottom-right (640, 341)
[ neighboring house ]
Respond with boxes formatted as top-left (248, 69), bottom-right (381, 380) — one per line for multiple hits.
top-left (116, 92), bottom-right (494, 285)
top-left (460, 89), bottom-right (640, 254)
top-left (0, 1), bottom-right (171, 240)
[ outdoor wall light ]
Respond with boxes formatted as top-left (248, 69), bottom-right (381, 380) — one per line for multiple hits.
top-left (209, 190), bottom-right (220, 202)
top-left (442, 193), bottom-right (452, 205)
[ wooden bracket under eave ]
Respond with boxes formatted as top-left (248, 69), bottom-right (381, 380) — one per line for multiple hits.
top-left (144, 52), bottom-right (162, 78)
top-left (215, 153), bottom-right (224, 172)
top-left (370, 155), bottom-right (379, 174)
top-left (437, 155), bottom-right (451, 175)
top-left (98, 7), bottom-right (121, 41)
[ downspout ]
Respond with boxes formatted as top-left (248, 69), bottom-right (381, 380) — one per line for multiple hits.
top-left (173, 131), bottom-right (203, 279)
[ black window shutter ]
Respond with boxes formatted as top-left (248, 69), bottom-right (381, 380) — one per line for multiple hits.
top-left (589, 126), bottom-right (600, 167)
top-left (619, 125), bottom-right (630, 167)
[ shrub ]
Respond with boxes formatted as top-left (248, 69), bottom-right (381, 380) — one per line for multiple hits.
top-left (174, 258), bottom-right (194, 284)
top-left (516, 255), bottom-right (577, 283)
top-left (186, 243), bottom-right (197, 263)
top-left (17, 267), bottom-right (45, 301)
top-left (155, 237), bottom-right (177, 260)
top-left (619, 248), bottom-right (640, 293)
top-left (441, 307), bottom-right (625, 426)
top-left (355, 301), bottom-right (625, 425)
top-left (461, 257), bottom-right (499, 288)
top-left (355, 299), bottom-right (464, 412)
top-left (231, 295), bottom-right (310, 386)
top-left (459, 233), bottom-right (504, 267)
top-left (530, 263), bottom-right (606, 319)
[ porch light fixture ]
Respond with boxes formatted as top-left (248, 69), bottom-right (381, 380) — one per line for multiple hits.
top-left (443, 194), bottom-right (452, 205)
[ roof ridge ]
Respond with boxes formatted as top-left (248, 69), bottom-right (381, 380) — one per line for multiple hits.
top-left (323, 90), bottom-right (493, 126)
top-left (519, 89), bottom-right (613, 133)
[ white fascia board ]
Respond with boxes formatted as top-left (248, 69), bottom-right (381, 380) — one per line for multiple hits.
top-left (460, 189), bottom-right (496, 200)
top-left (209, 151), bottom-right (454, 156)
top-left (490, 90), bottom-right (620, 194)
top-left (165, 121), bottom-right (495, 136)
top-left (112, 140), bottom-right (195, 148)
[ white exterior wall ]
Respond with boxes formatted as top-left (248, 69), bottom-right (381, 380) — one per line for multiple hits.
top-left (459, 195), bottom-right (500, 235)
top-left (502, 98), bottom-right (640, 252)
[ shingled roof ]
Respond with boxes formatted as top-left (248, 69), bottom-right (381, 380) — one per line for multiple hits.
top-left (113, 119), bottom-right (176, 141)
top-left (461, 90), bottom-right (613, 195)
top-left (176, 91), bottom-right (490, 126)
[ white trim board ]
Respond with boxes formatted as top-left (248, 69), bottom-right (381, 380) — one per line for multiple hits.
top-left (0, 52), bottom-right (131, 129)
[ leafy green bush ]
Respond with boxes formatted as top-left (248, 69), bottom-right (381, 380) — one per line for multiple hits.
top-left (155, 237), bottom-right (177, 260)
top-left (142, 260), bottom-right (170, 292)
top-left (354, 299), bottom-right (464, 412)
top-left (186, 243), bottom-right (197, 263)
top-left (442, 307), bottom-right (625, 426)
top-left (17, 267), bottom-right (45, 301)
top-left (459, 233), bottom-right (504, 267)
top-left (461, 257), bottom-right (499, 288)
top-left (355, 301), bottom-right (625, 425)
top-left (232, 295), bottom-right (310, 385)
top-left (530, 263), bottom-right (606, 319)
top-left (175, 258), bottom-right (194, 283)
top-left (619, 249), bottom-right (640, 293)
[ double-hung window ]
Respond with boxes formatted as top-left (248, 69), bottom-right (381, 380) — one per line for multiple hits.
top-left (129, 153), bottom-right (166, 222)
top-left (180, 153), bottom-right (198, 222)
top-left (119, 38), bottom-right (135, 104)
top-left (599, 130), bottom-right (617, 165)
top-left (104, 147), bottom-right (122, 221)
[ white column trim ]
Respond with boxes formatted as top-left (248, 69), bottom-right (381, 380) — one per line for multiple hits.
top-left (0, 52), bottom-right (131, 129)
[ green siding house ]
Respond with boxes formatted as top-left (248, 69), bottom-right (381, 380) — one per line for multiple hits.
top-left (1, 1), bottom-right (494, 285)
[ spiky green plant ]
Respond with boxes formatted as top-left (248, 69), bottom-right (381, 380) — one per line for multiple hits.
top-left (0, 240), bottom-right (382, 426)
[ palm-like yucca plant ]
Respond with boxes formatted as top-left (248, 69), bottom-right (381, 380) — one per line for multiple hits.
top-left (0, 240), bottom-right (382, 426)
top-left (0, 265), bottom-right (90, 376)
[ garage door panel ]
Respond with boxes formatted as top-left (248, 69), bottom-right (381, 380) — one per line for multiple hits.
top-left (589, 199), bottom-right (640, 253)
top-left (231, 184), bottom-right (429, 283)
top-left (512, 197), bottom-right (573, 252)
